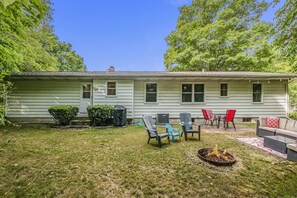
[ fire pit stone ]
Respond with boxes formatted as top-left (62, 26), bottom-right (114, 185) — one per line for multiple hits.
top-left (197, 145), bottom-right (236, 166)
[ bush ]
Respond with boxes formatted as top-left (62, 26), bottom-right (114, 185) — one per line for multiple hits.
top-left (289, 111), bottom-right (297, 120)
top-left (87, 105), bottom-right (113, 126)
top-left (48, 105), bottom-right (79, 126)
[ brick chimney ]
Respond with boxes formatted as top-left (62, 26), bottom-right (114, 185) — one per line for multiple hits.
top-left (107, 66), bottom-right (115, 73)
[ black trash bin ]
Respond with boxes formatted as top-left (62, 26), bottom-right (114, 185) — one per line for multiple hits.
top-left (113, 105), bottom-right (127, 126)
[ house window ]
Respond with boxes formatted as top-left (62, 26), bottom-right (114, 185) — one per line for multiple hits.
top-left (182, 84), bottom-right (192, 102)
top-left (146, 83), bottom-right (157, 102)
top-left (253, 83), bottom-right (262, 102)
top-left (220, 83), bottom-right (228, 97)
top-left (194, 84), bottom-right (204, 102)
top-left (182, 83), bottom-right (204, 103)
top-left (83, 84), bottom-right (91, 98)
top-left (107, 82), bottom-right (116, 96)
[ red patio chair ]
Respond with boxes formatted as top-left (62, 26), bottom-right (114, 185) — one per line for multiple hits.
top-left (201, 109), bottom-right (217, 126)
top-left (201, 109), bottom-right (209, 125)
top-left (222, 109), bottom-right (236, 131)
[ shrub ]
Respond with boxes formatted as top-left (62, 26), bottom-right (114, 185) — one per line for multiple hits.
top-left (87, 105), bottom-right (113, 126)
top-left (48, 105), bottom-right (79, 126)
top-left (289, 111), bottom-right (297, 120)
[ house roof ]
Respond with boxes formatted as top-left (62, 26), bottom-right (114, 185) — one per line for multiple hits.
top-left (10, 71), bottom-right (296, 80)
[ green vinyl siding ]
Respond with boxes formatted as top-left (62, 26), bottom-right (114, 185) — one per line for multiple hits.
top-left (133, 80), bottom-right (288, 118)
top-left (7, 78), bottom-right (288, 119)
top-left (93, 79), bottom-right (134, 118)
top-left (7, 80), bottom-right (81, 117)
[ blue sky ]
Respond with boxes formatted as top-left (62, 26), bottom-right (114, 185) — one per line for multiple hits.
top-left (52, 0), bottom-right (284, 72)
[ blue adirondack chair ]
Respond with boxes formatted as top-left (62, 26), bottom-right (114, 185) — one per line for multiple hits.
top-left (166, 123), bottom-right (181, 142)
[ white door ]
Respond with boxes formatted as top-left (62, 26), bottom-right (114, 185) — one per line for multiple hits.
top-left (80, 83), bottom-right (93, 113)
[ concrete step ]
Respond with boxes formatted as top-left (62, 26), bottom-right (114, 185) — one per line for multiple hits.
top-left (70, 120), bottom-right (91, 126)
top-left (70, 120), bottom-right (91, 123)
top-left (73, 116), bottom-right (90, 121)
top-left (69, 125), bottom-right (90, 128)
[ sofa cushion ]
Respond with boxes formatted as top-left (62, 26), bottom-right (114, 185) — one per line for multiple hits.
top-left (266, 117), bottom-right (279, 128)
top-left (276, 128), bottom-right (297, 138)
top-left (259, 126), bottom-right (276, 133)
top-left (292, 127), bottom-right (297, 132)
top-left (259, 117), bottom-right (267, 127)
top-left (287, 144), bottom-right (297, 152)
top-left (279, 118), bottom-right (288, 129)
top-left (285, 120), bottom-right (296, 131)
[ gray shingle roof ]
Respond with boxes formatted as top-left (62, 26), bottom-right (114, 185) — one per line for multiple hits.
top-left (10, 71), bottom-right (296, 79)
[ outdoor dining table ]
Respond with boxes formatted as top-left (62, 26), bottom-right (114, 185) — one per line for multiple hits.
top-left (214, 114), bottom-right (226, 128)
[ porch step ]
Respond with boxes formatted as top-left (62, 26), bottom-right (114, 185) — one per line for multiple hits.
top-left (70, 120), bottom-right (91, 126)
top-left (73, 116), bottom-right (90, 121)
top-left (69, 125), bottom-right (90, 128)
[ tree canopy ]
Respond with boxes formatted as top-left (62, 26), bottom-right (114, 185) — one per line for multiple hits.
top-left (274, 0), bottom-right (297, 72)
top-left (0, 0), bottom-right (86, 124)
top-left (164, 0), bottom-right (274, 72)
top-left (29, 24), bottom-right (86, 72)
top-left (164, 0), bottom-right (297, 108)
top-left (0, 0), bottom-right (86, 74)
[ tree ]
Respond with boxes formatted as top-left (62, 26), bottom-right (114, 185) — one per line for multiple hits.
top-left (0, 0), bottom-right (86, 124)
top-left (29, 25), bottom-right (86, 71)
top-left (164, 0), bottom-right (274, 72)
top-left (272, 0), bottom-right (297, 109)
top-left (0, 0), bottom-right (50, 72)
top-left (0, 0), bottom-right (50, 124)
top-left (274, 0), bottom-right (297, 72)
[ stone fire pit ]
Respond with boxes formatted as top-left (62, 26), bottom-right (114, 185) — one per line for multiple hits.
top-left (197, 145), bottom-right (236, 166)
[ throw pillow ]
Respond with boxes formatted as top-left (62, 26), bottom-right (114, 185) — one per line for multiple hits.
top-left (266, 117), bottom-right (280, 128)
top-left (279, 118), bottom-right (288, 129)
top-left (285, 120), bottom-right (296, 131)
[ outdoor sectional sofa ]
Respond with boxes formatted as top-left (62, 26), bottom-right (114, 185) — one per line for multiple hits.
top-left (256, 117), bottom-right (297, 140)
top-left (257, 117), bottom-right (297, 161)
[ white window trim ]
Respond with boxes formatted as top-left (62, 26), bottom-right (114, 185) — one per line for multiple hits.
top-left (145, 82), bottom-right (158, 103)
top-left (252, 82), bottom-right (263, 103)
top-left (219, 82), bottom-right (229, 97)
top-left (106, 81), bottom-right (118, 97)
top-left (181, 82), bottom-right (205, 104)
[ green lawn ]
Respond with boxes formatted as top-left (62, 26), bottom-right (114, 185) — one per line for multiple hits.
top-left (0, 124), bottom-right (296, 197)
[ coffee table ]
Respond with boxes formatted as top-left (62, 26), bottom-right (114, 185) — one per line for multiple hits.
top-left (287, 144), bottom-right (297, 162)
top-left (264, 136), bottom-right (295, 154)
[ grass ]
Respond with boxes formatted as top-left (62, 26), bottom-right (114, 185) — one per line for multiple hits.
top-left (0, 124), bottom-right (297, 197)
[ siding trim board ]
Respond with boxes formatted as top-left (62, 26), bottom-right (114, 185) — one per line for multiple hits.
top-left (132, 80), bottom-right (135, 118)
